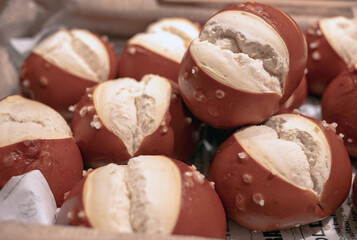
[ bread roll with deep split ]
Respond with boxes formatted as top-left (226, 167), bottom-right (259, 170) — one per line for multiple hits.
top-left (71, 74), bottom-right (188, 167)
top-left (119, 18), bottom-right (200, 82)
top-left (209, 113), bottom-right (351, 231)
top-left (304, 16), bottom-right (357, 95)
top-left (178, 2), bottom-right (307, 129)
top-left (57, 155), bottom-right (226, 239)
top-left (0, 95), bottom-right (83, 206)
top-left (20, 28), bottom-right (117, 120)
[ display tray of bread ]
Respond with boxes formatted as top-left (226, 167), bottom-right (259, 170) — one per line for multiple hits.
top-left (0, 0), bottom-right (356, 239)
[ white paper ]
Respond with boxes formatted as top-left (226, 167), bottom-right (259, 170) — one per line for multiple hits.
top-left (0, 170), bottom-right (57, 225)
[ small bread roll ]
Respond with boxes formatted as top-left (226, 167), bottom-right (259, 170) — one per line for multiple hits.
top-left (305, 16), bottom-right (357, 95)
top-left (321, 66), bottom-right (357, 157)
top-left (57, 155), bottom-right (226, 239)
top-left (210, 113), bottom-right (351, 231)
top-left (20, 29), bottom-right (117, 119)
top-left (178, 2), bottom-right (307, 129)
top-left (0, 95), bottom-right (83, 206)
top-left (119, 18), bottom-right (200, 82)
top-left (72, 74), bottom-right (200, 167)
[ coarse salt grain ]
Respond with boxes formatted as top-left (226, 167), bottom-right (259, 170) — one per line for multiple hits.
top-left (68, 105), bottom-right (75, 112)
top-left (238, 152), bottom-right (247, 159)
top-left (330, 122), bottom-right (338, 131)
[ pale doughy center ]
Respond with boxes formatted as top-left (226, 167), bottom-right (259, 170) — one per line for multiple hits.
top-left (146, 18), bottom-right (199, 47)
top-left (84, 156), bottom-right (182, 234)
top-left (190, 10), bottom-right (289, 94)
top-left (129, 32), bottom-right (187, 63)
top-left (94, 75), bottom-right (171, 156)
top-left (320, 16), bottom-right (357, 66)
top-left (33, 29), bottom-right (109, 82)
top-left (84, 164), bottom-right (132, 232)
top-left (235, 114), bottom-right (331, 196)
top-left (0, 95), bottom-right (72, 147)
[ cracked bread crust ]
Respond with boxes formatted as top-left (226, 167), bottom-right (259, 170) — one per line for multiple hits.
top-left (178, 2), bottom-right (307, 129)
top-left (71, 75), bottom-right (174, 167)
top-left (209, 113), bottom-right (351, 231)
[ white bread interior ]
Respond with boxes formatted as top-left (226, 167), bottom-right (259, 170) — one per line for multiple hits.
top-left (320, 16), bottom-right (357, 66)
top-left (129, 32), bottom-right (187, 63)
top-left (146, 18), bottom-right (200, 48)
top-left (83, 156), bottom-right (182, 234)
top-left (190, 10), bottom-right (289, 95)
top-left (0, 95), bottom-right (72, 147)
top-left (84, 164), bottom-right (132, 232)
top-left (234, 114), bottom-right (331, 196)
top-left (33, 29), bottom-right (110, 82)
top-left (93, 75), bottom-right (172, 156)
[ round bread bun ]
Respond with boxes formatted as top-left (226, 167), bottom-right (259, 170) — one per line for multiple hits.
top-left (20, 28), bottom-right (117, 120)
top-left (321, 66), bottom-right (357, 157)
top-left (71, 74), bottom-right (199, 167)
top-left (304, 16), bottom-right (357, 95)
top-left (0, 95), bottom-right (83, 206)
top-left (209, 113), bottom-right (351, 231)
top-left (277, 75), bottom-right (307, 114)
top-left (119, 18), bottom-right (200, 82)
top-left (56, 155), bottom-right (226, 239)
top-left (178, 2), bottom-right (307, 129)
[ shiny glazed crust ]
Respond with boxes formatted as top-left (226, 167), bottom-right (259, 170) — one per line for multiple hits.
top-left (172, 159), bottom-right (226, 239)
top-left (169, 82), bottom-right (200, 161)
top-left (304, 23), bottom-right (347, 96)
top-left (119, 44), bottom-right (180, 82)
top-left (0, 138), bottom-right (83, 206)
top-left (321, 68), bottom-right (357, 157)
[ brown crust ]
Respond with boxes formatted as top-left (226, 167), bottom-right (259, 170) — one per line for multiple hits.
top-left (209, 113), bottom-right (351, 231)
top-left (0, 138), bottom-right (83, 206)
top-left (71, 87), bottom-right (174, 168)
top-left (277, 75), bottom-right (307, 114)
top-left (171, 159), bottom-right (226, 239)
top-left (216, 2), bottom-right (307, 102)
top-left (169, 82), bottom-right (201, 161)
top-left (56, 177), bottom-right (91, 227)
top-left (304, 23), bottom-right (347, 96)
top-left (119, 44), bottom-right (180, 82)
top-left (321, 67), bottom-right (357, 157)
top-left (20, 53), bottom-right (97, 120)
top-left (20, 34), bottom-right (117, 120)
top-left (179, 49), bottom-right (281, 129)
